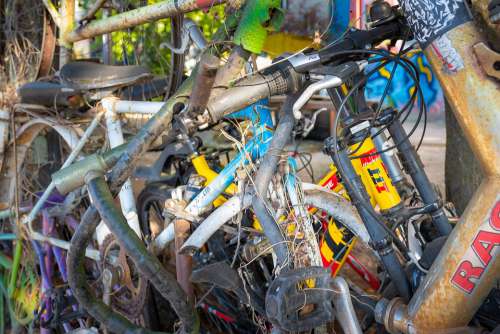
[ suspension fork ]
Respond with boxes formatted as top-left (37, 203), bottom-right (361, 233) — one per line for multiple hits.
top-left (387, 115), bottom-right (452, 236)
top-left (371, 128), bottom-right (410, 196)
top-left (377, 2), bottom-right (500, 331)
top-left (324, 138), bottom-right (411, 301)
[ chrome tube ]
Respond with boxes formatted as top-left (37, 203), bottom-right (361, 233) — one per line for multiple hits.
top-left (180, 194), bottom-right (253, 254)
top-left (371, 128), bottom-right (404, 184)
top-left (331, 277), bottom-right (363, 334)
top-left (301, 184), bottom-right (371, 244)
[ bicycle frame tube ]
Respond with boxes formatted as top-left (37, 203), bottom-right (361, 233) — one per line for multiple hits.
top-left (99, 98), bottom-right (143, 243)
top-left (379, 3), bottom-right (500, 332)
top-left (64, 0), bottom-right (226, 43)
top-left (186, 100), bottom-right (273, 216)
top-left (153, 100), bottom-right (272, 251)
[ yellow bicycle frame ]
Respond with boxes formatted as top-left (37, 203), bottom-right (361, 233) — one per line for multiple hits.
top-left (191, 154), bottom-right (236, 208)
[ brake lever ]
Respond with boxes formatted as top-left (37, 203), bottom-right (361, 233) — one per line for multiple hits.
top-left (292, 61), bottom-right (367, 120)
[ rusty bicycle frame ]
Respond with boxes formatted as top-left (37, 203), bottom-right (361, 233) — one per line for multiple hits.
top-left (375, 3), bottom-right (500, 334)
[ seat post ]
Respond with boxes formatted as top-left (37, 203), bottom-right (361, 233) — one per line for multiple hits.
top-left (98, 97), bottom-right (143, 244)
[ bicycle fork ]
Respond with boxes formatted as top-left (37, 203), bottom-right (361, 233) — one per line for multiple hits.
top-left (387, 116), bottom-right (452, 236)
top-left (324, 138), bottom-right (412, 301)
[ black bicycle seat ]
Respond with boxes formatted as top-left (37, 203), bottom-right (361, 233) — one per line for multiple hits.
top-left (60, 61), bottom-right (153, 91)
top-left (119, 76), bottom-right (169, 101)
top-left (18, 81), bottom-right (83, 108)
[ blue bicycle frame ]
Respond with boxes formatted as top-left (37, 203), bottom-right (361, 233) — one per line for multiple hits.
top-left (185, 99), bottom-right (274, 216)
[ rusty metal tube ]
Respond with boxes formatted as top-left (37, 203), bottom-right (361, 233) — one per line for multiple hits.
top-left (186, 54), bottom-right (219, 116)
top-left (380, 8), bottom-right (500, 331)
top-left (66, 0), bottom-right (225, 43)
top-left (108, 74), bottom-right (193, 189)
top-left (211, 46), bottom-right (250, 97)
top-left (407, 180), bottom-right (500, 333)
top-left (174, 219), bottom-right (194, 301)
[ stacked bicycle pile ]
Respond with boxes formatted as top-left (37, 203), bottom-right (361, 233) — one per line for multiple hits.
top-left (0, 0), bottom-right (498, 333)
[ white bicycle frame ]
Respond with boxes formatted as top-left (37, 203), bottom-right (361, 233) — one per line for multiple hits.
top-left (21, 16), bottom-right (208, 258)
top-left (22, 98), bottom-right (165, 260)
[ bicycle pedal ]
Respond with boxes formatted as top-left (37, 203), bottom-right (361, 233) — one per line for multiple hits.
top-left (265, 267), bottom-right (334, 332)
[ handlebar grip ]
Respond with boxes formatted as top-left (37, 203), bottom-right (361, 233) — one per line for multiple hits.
top-left (206, 66), bottom-right (303, 122)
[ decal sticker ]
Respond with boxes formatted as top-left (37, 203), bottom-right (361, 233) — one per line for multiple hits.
top-left (321, 173), bottom-right (340, 190)
top-left (367, 168), bottom-right (389, 193)
top-left (451, 200), bottom-right (500, 294)
top-left (360, 148), bottom-right (380, 167)
top-left (400, 0), bottom-right (472, 48)
top-left (430, 34), bottom-right (465, 73)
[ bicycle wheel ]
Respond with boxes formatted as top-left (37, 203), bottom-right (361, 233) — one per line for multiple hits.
top-left (137, 180), bottom-right (261, 333)
top-left (0, 118), bottom-right (95, 331)
top-left (0, 0), bottom-right (56, 86)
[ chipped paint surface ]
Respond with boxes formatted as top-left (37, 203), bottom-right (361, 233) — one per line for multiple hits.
top-left (408, 22), bottom-right (500, 331)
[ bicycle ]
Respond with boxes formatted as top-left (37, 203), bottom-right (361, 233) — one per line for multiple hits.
top-left (110, 1), bottom-right (498, 331)
top-left (3, 0), bottom-right (499, 333)
top-left (0, 1), bottom-right (249, 331)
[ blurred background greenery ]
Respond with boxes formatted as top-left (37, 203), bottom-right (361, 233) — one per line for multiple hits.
top-left (83, 0), bottom-right (225, 74)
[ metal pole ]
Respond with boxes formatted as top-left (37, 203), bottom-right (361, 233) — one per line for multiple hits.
top-left (59, 0), bottom-right (75, 65)
top-left (66, 0), bottom-right (225, 43)
top-left (101, 98), bottom-right (142, 239)
top-left (102, 8), bottom-right (112, 64)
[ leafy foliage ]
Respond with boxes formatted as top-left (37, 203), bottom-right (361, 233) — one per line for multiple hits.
top-left (88, 0), bottom-right (225, 75)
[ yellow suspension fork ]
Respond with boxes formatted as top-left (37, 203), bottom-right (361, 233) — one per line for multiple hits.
top-left (318, 137), bottom-right (402, 275)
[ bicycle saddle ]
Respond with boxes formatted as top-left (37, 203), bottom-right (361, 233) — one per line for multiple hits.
top-left (17, 81), bottom-right (82, 108)
top-left (60, 61), bottom-right (153, 90)
top-left (119, 76), bottom-right (169, 101)
top-left (18, 62), bottom-right (156, 108)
